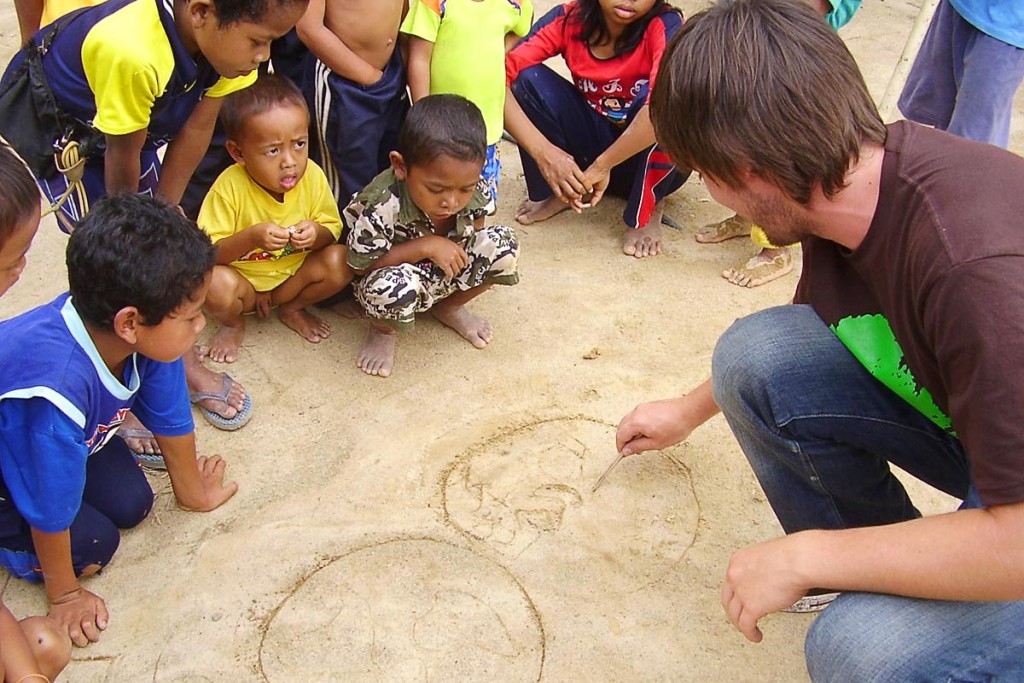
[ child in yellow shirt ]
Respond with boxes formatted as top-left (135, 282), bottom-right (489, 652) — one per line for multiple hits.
top-left (198, 74), bottom-right (352, 363)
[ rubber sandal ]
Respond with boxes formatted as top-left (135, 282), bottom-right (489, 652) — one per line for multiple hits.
top-left (189, 373), bottom-right (254, 431)
top-left (118, 427), bottom-right (166, 470)
top-left (782, 592), bottom-right (840, 613)
top-left (695, 214), bottom-right (753, 243)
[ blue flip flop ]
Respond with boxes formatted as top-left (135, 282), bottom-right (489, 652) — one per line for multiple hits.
top-left (190, 373), bottom-right (254, 431)
top-left (119, 427), bottom-right (166, 470)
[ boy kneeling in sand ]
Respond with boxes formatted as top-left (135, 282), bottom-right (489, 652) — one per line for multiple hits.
top-left (344, 95), bottom-right (520, 377)
top-left (0, 194), bottom-right (237, 647)
top-left (199, 74), bottom-right (352, 363)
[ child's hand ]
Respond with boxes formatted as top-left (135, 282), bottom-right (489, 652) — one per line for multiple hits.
top-left (177, 454), bottom-right (238, 513)
top-left (254, 290), bottom-right (272, 319)
top-left (424, 235), bottom-right (469, 280)
top-left (48, 586), bottom-right (108, 647)
top-left (288, 220), bottom-right (319, 250)
top-left (254, 223), bottom-right (291, 252)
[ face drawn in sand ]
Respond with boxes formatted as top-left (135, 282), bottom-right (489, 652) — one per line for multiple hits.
top-left (441, 416), bottom-right (699, 597)
top-left (258, 538), bottom-right (544, 682)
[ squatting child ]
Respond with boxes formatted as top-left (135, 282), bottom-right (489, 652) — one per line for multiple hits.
top-left (198, 74), bottom-right (351, 363)
top-left (0, 194), bottom-right (237, 649)
top-left (402, 0), bottom-right (534, 203)
top-left (296, 0), bottom-right (409, 204)
top-left (0, 0), bottom-right (311, 452)
top-left (0, 143), bottom-right (70, 683)
top-left (345, 94), bottom-right (519, 378)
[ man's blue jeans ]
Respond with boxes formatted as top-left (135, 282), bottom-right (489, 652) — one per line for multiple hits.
top-left (711, 305), bottom-right (1024, 681)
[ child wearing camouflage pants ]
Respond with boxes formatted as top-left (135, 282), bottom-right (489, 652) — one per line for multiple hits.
top-left (343, 95), bottom-right (519, 378)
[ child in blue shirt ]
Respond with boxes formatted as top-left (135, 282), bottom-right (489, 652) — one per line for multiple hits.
top-left (0, 142), bottom-right (71, 683)
top-left (0, 194), bottom-right (237, 650)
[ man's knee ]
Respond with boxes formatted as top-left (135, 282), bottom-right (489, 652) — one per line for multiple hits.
top-left (712, 306), bottom-right (798, 411)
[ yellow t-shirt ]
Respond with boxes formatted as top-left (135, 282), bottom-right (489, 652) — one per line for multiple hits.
top-left (198, 161), bottom-right (343, 292)
top-left (401, 0), bottom-right (533, 145)
top-left (41, 0), bottom-right (104, 27)
top-left (77, 0), bottom-right (256, 136)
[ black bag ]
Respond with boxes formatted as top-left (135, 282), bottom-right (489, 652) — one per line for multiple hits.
top-left (0, 11), bottom-right (100, 178)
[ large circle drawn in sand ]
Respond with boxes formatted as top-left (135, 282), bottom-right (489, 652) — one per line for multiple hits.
top-left (441, 416), bottom-right (699, 596)
top-left (259, 538), bottom-right (544, 682)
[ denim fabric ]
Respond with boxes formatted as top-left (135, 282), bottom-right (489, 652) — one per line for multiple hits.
top-left (711, 305), bottom-right (1024, 680)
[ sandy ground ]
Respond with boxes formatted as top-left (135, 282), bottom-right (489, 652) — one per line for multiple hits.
top-left (1, 1), bottom-right (1022, 681)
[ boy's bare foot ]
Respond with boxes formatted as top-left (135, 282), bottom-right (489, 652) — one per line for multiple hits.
top-left (432, 304), bottom-right (493, 348)
top-left (358, 326), bottom-right (396, 377)
top-left (326, 297), bottom-right (365, 319)
top-left (120, 411), bottom-right (159, 454)
top-left (723, 247), bottom-right (793, 288)
top-left (622, 221), bottom-right (663, 258)
top-left (187, 354), bottom-right (246, 419)
top-left (515, 197), bottom-right (569, 225)
top-left (207, 325), bottom-right (244, 363)
top-left (695, 214), bottom-right (753, 243)
top-left (279, 307), bottom-right (331, 343)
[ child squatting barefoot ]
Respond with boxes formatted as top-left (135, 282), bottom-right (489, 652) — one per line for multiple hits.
top-left (343, 95), bottom-right (520, 377)
top-left (198, 74), bottom-right (352, 362)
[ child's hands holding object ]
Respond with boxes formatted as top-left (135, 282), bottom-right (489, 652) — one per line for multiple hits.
top-left (424, 235), bottom-right (469, 280)
top-left (254, 222), bottom-right (291, 252)
top-left (287, 220), bottom-right (320, 250)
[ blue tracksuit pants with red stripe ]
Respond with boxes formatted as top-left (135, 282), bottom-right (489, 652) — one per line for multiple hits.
top-left (510, 64), bottom-right (688, 229)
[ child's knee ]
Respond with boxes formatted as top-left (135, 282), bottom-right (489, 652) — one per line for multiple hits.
top-left (321, 244), bottom-right (353, 286)
top-left (20, 615), bottom-right (72, 678)
top-left (207, 266), bottom-right (250, 309)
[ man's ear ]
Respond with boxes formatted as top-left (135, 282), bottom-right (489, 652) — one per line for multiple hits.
top-left (112, 306), bottom-right (143, 345)
top-left (225, 139), bottom-right (245, 166)
top-left (389, 150), bottom-right (407, 180)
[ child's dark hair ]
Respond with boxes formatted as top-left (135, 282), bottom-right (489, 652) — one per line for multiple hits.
top-left (220, 73), bottom-right (308, 140)
top-left (398, 94), bottom-right (487, 168)
top-left (211, 0), bottom-right (308, 27)
top-left (0, 144), bottom-right (40, 247)
top-left (67, 194), bottom-right (217, 329)
top-left (570, 0), bottom-right (679, 55)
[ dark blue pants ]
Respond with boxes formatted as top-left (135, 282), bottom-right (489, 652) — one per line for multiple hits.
top-left (304, 49), bottom-right (408, 205)
top-left (0, 438), bottom-right (153, 582)
top-left (509, 65), bottom-right (687, 229)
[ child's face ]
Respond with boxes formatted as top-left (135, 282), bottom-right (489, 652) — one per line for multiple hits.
top-left (189, 1), bottom-right (305, 78)
top-left (598, 0), bottom-right (659, 27)
top-left (133, 276), bottom-right (210, 363)
top-left (228, 103), bottom-right (310, 201)
top-left (391, 152), bottom-right (483, 226)
top-left (0, 203), bottom-right (40, 297)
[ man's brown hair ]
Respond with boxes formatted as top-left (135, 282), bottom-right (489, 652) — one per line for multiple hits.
top-left (651, 0), bottom-right (886, 203)
top-left (220, 73), bottom-right (308, 141)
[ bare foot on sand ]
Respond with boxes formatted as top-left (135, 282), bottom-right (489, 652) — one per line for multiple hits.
top-left (358, 326), bottom-right (396, 377)
top-left (207, 325), bottom-right (244, 363)
top-left (280, 307), bottom-right (330, 343)
top-left (120, 411), bottom-right (159, 455)
top-left (433, 305), bottom-right (493, 348)
top-left (515, 197), bottom-right (569, 225)
top-left (623, 220), bottom-right (663, 258)
top-left (695, 214), bottom-right (752, 243)
top-left (723, 247), bottom-right (793, 288)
